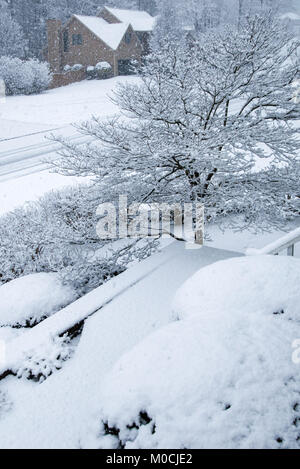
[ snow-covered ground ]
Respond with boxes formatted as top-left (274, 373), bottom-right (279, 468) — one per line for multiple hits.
top-left (207, 218), bottom-right (300, 256)
top-left (91, 255), bottom-right (300, 449)
top-left (0, 243), bottom-right (300, 449)
top-left (0, 242), bottom-right (240, 449)
top-left (0, 77), bottom-right (136, 140)
top-left (0, 77), bottom-right (137, 202)
top-left (0, 77), bottom-right (299, 450)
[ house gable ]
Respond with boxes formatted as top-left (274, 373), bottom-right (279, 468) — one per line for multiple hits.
top-left (98, 7), bottom-right (122, 25)
top-left (47, 11), bottom-right (145, 84)
top-left (60, 16), bottom-right (115, 72)
top-left (98, 6), bottom-right (156, 32)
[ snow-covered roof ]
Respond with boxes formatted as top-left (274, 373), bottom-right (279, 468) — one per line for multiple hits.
top-left (280, 12), bottom-right (300, 21)
top-left (74, 15), bottom-right (129, 50)
top-left (104, 7), bottom-right (156, 32)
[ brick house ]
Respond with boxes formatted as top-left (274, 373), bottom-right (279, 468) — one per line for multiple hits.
top-left (46, 6), bottom-right (156, 88)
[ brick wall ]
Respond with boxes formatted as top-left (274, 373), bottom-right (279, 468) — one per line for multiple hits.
top-left (47, 19), bottom-right (62, 73)
top-left (61, 17), bottom-right (115, 72)
top-left (49, 69), bottom-right (86, 89)
top-left (114, 25), bottom-right (143, 75)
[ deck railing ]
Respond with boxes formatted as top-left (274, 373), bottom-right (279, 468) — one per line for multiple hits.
top-left (247, 227), bottom-right (300, 257)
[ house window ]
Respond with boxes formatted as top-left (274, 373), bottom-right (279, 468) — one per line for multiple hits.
top-left (72, 34), bottom-right (83, 45)
top-left (63, 30), bottom-right (69, 52)
top-left (125, 32), bottom-right (132, 44)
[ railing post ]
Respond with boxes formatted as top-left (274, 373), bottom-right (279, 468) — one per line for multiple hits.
top-left (287, 244), bottom-right (295, 257)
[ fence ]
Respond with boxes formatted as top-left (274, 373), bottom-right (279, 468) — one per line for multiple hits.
top-left (247, 227), bottom-right (300, 257)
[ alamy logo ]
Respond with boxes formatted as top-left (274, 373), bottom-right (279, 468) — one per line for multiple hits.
top-left (96, 196), bottom-right (204, 247)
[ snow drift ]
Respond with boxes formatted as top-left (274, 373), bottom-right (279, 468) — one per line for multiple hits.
top-left (85, 256), bottom-right (300, 449)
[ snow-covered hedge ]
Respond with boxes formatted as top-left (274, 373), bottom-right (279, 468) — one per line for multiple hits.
top-left (72, 64), bottom-right (83, 71)
top-left (85, 256), bottom-right (300, 449)
top-left (0, 57), bottom-right (51, 95)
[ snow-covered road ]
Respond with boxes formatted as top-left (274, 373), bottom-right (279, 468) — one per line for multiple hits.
top-left (0, 128), bottom-right (92, 182)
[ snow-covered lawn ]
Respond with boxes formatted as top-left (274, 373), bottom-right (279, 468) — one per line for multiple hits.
top-left (0, 77), bottom-right (138, 214)
top-left (0, 77), bottom-right (137, 140)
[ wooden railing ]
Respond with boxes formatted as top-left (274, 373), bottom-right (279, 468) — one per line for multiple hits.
top-left (247, 227), bottom-right (300, 257)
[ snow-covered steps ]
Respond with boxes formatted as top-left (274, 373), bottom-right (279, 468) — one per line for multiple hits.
top-left (0, 242), bottom-right (240, 448)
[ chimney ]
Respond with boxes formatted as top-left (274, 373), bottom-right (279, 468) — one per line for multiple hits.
top-left (47, 19), bottom-right (62, 73)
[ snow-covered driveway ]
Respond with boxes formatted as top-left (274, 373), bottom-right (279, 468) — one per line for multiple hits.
top-left (0, 242), bottom-right (240, 449)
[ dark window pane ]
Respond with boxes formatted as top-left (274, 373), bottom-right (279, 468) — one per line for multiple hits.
top-left (72, 34), bottom-right (83, 45)
top-left (125, 32), bottom-right (132, 44)
top-left (63, 30), bottom-right (69, 52)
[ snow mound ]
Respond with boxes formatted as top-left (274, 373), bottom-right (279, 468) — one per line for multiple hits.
top-left (0, 273), bottom-right (76, 327)
top-left (85, 256), bottom-right (300, 449)
top-left (173, 255), bottom-right (300, 321)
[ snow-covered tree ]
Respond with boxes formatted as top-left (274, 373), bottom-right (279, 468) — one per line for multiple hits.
top-left (150, 0), bottom-right (182, 50)
top-left (0, 2), bottom-right (26, 57)
top-left (53, 12), bottom-right (300, 230)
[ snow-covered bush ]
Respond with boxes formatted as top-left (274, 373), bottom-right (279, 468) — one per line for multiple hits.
top-left (87, 65), bottom-right (96, 80)
top-left (95, 62), bottom-right (113, 79)
top-left (0, 273), bottom-right (76, 327)
top-left (84, 256), bottom-right (300, 449)
top-left (72, 64), bottom-right (83, 71)
top-left (0, 184), bottom-right (157, 296)
top-left (14, 334), bottom-right (74, 382)
top-left (0, 57), bottom-right (51, 95)
top-left (64, 65), bottom-right (72, 72)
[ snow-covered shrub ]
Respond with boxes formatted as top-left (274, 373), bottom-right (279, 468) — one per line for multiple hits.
top-left (0, 184), bottom-right (157, 296)
top-left (87, 65), bottom-right (97, 80)
top-left (0, 57), bottom-right (51, 95)
top-left (15, 334), bottom-right (74, 383)
top-left (0, 273), bottom-right (76, 327)
top-left (64, 65), bottom-right (72, 72)
top-left (84, 256), bottom-right (300, 449)
top-left (95, 62), bottom-right (113, 79)
top-left (72, 64), bottom-right (83, 71)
